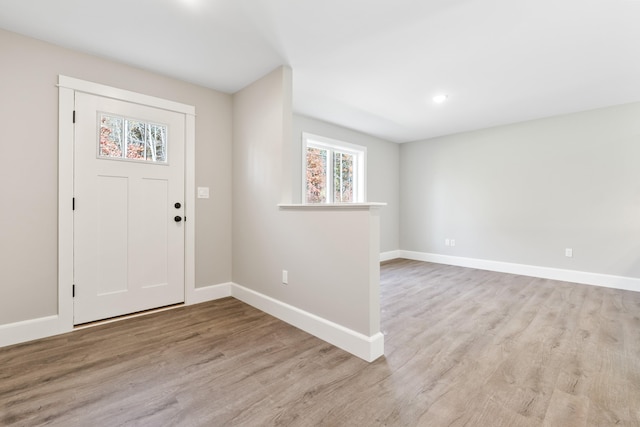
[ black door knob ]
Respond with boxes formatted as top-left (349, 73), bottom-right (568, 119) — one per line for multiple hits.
top-left (174, 216), bottom-right (182, 222)
top-left (174, 202), bottom-right (181, 209)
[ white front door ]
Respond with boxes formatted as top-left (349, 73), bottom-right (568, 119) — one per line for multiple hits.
top-left (73, 92), bottom-right (186, 324)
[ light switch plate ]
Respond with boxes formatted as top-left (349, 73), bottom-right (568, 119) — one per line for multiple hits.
top-left (197, 187), bottom-right (210, 199)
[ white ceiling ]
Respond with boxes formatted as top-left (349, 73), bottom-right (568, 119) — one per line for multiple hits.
top-left (1, 0), bottom-right (639, 143)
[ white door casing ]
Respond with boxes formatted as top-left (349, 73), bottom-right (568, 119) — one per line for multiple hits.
top-left (73, 93), bottom-right (185, 324)
top-left (57, 76), bottom-right (196, 332)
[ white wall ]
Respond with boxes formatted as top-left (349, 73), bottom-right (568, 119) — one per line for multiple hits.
top-left (292, 115), bottom-right (400, 253)
top-left (0, 29), bottom-right (233, 326)
top-left (232, 67), bottom-right (383, 359)
top-left (400, 102), bottom-right (640, 279)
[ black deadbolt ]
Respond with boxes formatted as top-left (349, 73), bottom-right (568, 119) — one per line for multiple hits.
top-left (174, 202), bottom-right (181, 209)
top-left (174, 216), bottom-right (182, 223)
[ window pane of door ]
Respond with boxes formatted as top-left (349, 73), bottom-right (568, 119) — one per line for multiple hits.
top-left (147, 123), bottom-right (167, 162)
top-left (126, 120), bottom-right (146, 160)
top-left (99, 114), bottom-right (124, 158)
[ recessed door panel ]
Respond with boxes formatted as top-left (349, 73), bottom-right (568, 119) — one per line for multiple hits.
top-left (135, 178), bottom-right (169, 289)
top-left (96, 175), bottom-right (129, 296)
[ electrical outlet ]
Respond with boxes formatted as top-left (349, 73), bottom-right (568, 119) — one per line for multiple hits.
top-left (282, 270), bottom-right (288, 285)
top-left (445, 239), bottom-right (450, 246)
top-left (565, 248), bottom-right (573, 258)
top-left (450, 239), bottom-right (456, 247)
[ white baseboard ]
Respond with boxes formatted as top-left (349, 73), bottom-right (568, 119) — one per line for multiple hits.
top-left (399, 250), bottom-right (640, 293)
top-left (0, 315), bottom-right (70, 348)
top-left (186, 282), bottom-right (232, 305)
top-left (380, 250), bottom-right (401, 262)
top-left (0, 281), bottom-right (385, 363)
top-left (1, 281), bottom-right (233, 349)
top-left (231, 283), bottom-right (384, 362)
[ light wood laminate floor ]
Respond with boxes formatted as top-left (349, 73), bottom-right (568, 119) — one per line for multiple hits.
top-left (2, 259), bottom-right (640, 426)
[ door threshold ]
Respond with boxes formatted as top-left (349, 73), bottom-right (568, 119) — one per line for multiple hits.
top-left (74, 302), bottom-right (185, 330)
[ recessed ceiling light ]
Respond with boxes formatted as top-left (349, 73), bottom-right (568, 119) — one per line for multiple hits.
top-left (433, 94), bottom-right (448, 104)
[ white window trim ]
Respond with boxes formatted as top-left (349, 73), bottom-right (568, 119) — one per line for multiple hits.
top-left (302, 132), bottom-right (367, 204)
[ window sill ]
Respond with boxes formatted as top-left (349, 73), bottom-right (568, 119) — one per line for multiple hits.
top-left (278, 202), bottom-right (387, 210)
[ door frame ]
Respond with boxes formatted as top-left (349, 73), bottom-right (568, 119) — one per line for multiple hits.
top-left (58, 75), bottom-right (196, 331)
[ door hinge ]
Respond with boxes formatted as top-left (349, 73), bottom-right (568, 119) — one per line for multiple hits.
top-left (72, 197), bottom-right (75, 210)
top-left (72, 110), bottom-right (76, 123)
top-left (72, 284), bottom-right (75, 298)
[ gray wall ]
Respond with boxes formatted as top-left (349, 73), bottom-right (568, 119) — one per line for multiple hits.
top-left (232, 68), bottom-right (380, 335)
top-left (292, 115), bottom-right (400, 253)
top-left (400, 102), bottom-right (640, 277)
top-left (0, 29), bottom-right (233, 325)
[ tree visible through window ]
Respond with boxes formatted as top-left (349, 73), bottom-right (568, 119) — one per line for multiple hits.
top-left (306, 147), bottom-right (327, 203)
top-left (99, 113), bottom-right (167, 163)
top-left (303, 133), bottom-right (365, 204)
top-left (334, 151), bottom-right (354, 202)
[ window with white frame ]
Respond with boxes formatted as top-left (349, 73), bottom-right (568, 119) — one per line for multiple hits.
top-left (302, 133), bottom-right (366, 203)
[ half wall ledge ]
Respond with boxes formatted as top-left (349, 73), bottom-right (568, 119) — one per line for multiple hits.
top-left (278, 202), bottom-right (387, 210)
